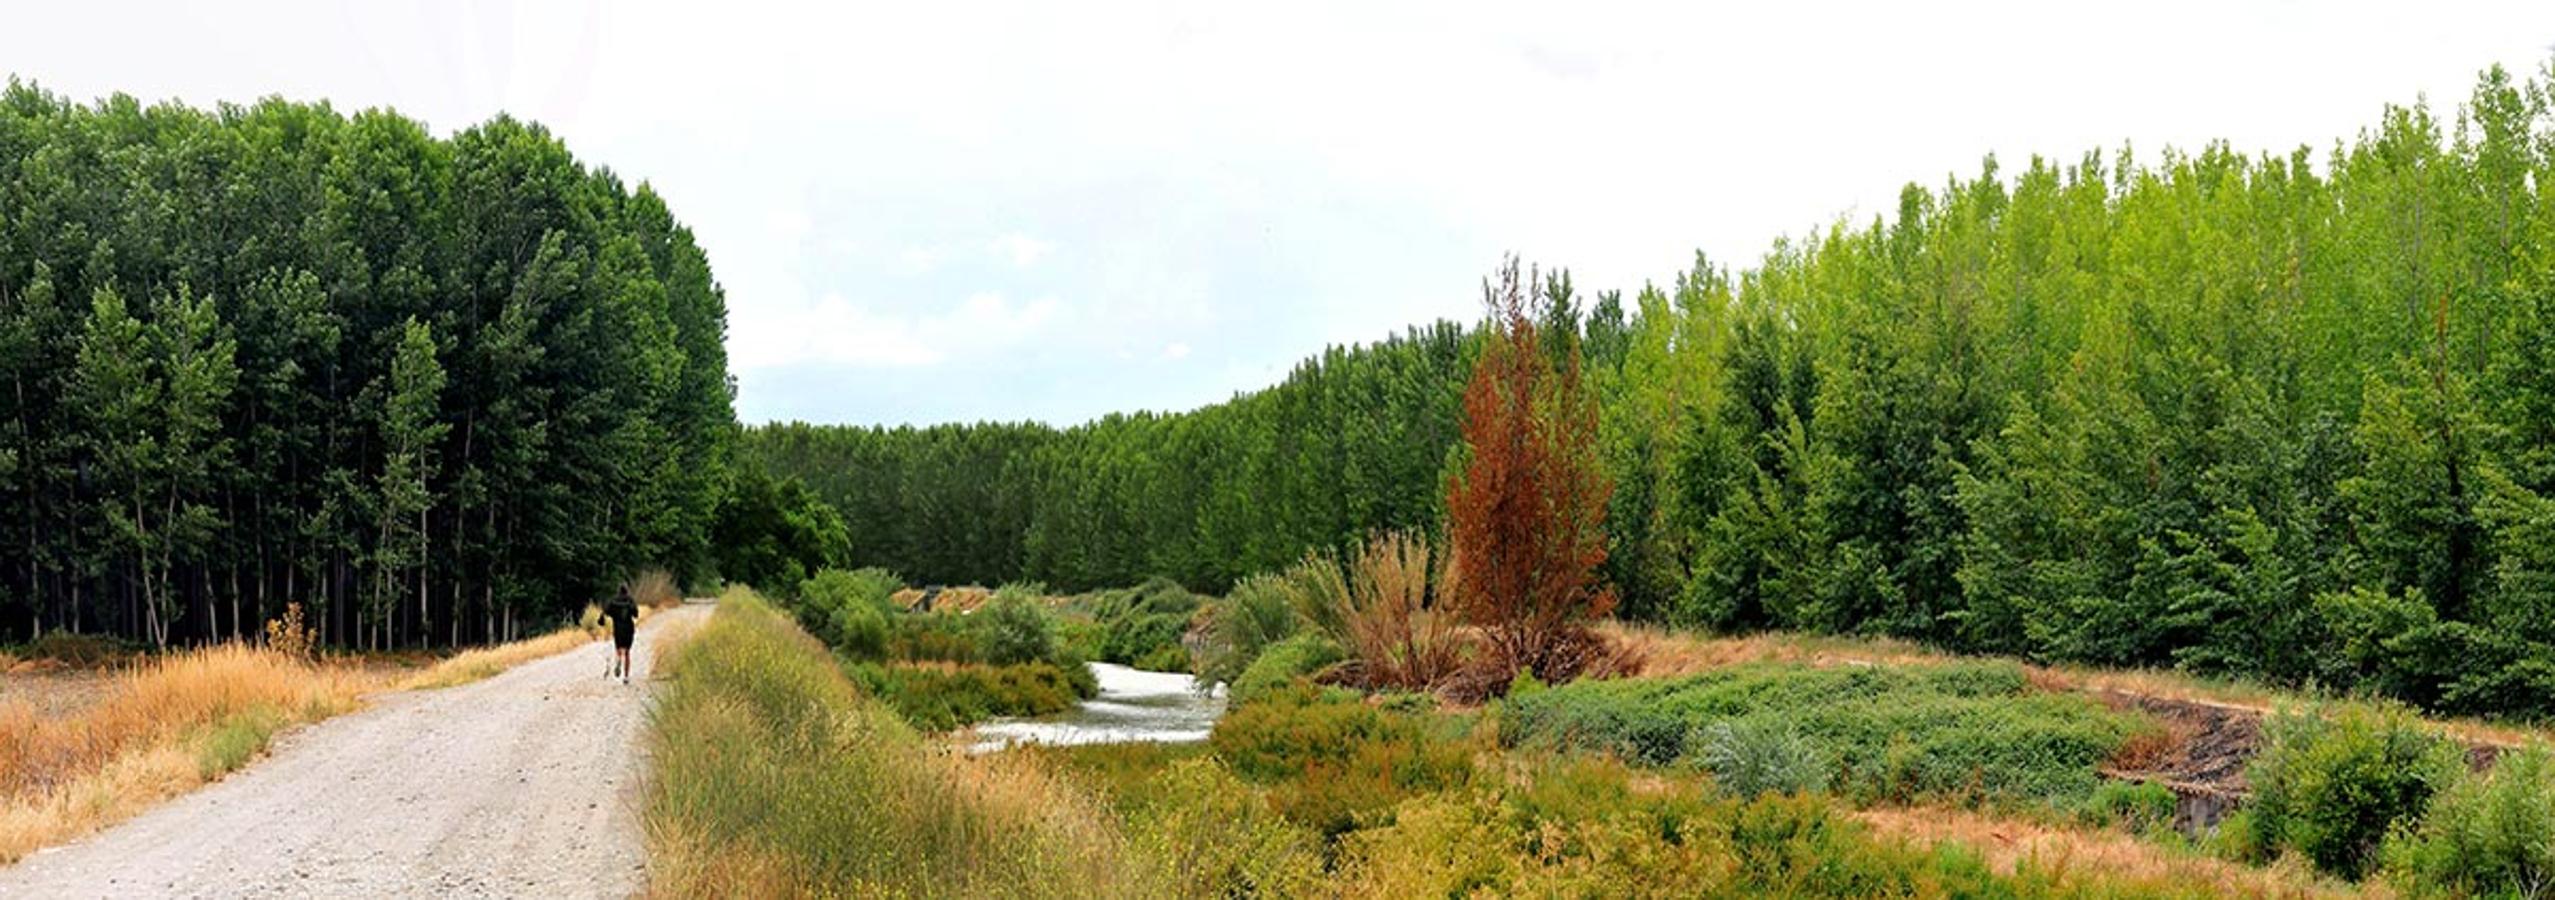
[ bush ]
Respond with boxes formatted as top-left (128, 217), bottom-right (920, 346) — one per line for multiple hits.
top-left (792, 568), bottom-right (902, 655)
top-left (1196, 572), bottom-right (1303, 687)
top-left (1693, 720), bottom-right (1831, 800)
top-left (1269, 532), bottom-right (1469, 693)
top-left (889, 612), bottom-right (982, 663)
top-left (2080, 780), bottom-right (2178, 835)
top-left (1230, 633), bottom-right (1344, 705)
top-left (2383, 745), bottom-right (2555, 895)
top-left (982, 584), bottom-right (1058, 666)
top-left (1103, 612), bottom-right (1191, 671)
top-left (1119, 757), bottom-right (1322, 897)
top-left (1210, 682), bottom-right (1475, 837)
top-left (1499, 661), bottom-right (2143, 808)
top-left (2244, 702), bottom-right (2462, 879)
top-left (854, 662), bottom-right (1086, 731)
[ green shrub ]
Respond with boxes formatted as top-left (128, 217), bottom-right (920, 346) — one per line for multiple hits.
top-left (858, 662), bottom-right (1086, 731)
top-left (1210, 682), bottom-right (1474, 837)
top-left (1131, 644), bottom-right (1190, 674)
top-left (2383, 745), bottom-right (2555, 895)
top-left (1693, 720), bottom-right (1832, 799)
top-left (1500, 661), bottom-right (2142, 808)
top-left (1230, 633), bottom-right (1344, 704)
top-left (1196, 572), bottom-right (1303, 687)
top-left (2080, 780), bottom-right (2178, 835)
top-left (793, 567), bottom-right (902, 654)
top-left (1120, 757), bottom-right (1322, 897)
top-left (2245, 702), bottom-right (2462, 879)
top-left (890, 611), bottom-right (982, 663)
top-left (982, 584), bottom-right (1058, 666)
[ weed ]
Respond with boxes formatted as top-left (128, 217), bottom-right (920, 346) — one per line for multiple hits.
top-left (2244, 701), bottom-right (2462, 879)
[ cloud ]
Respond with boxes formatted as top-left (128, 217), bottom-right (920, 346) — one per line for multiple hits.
top-left (741, 290), bottom-right (1063, 369)
top-left (989, 233), bottom-right (1054, 267)
top-left (1160, 341), bottom-right (1191, 361)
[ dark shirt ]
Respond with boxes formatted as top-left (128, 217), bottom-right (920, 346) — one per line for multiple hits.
top-left (602, 597), bottom-right (638, 645)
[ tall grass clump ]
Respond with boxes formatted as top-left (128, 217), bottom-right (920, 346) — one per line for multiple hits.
top-left (2240, 702), bottom-right (2462, 880)
top-left (1695, 720), bottom-right (1833, 800)
top-left (627, 568), bottom-right (685, 608)
top-left (2383, 745), bottom-right (2555, 895)
top-left (647, 591), bottom-right (1146, 897)
top-left (1196, 572), bottom-right (1302, 686)
top-left (1271, 531), bottom-right (1469, 694)
top-left (0, 642), bottom-right (375, 861)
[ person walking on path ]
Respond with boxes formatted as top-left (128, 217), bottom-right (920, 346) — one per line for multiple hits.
top-left (601, 587), bottom-right (640, 683)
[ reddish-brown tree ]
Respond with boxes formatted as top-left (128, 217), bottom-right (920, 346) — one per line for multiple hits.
top-left (1445, 257), bottom-right (1615, 685)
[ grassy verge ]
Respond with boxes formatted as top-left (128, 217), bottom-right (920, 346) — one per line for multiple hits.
top-left (649, 589), bottom-right (2254, 897)
top-left (645, 589), bottom-right (1143, 897)
top-left (0, 643), bottom-right (381, 862)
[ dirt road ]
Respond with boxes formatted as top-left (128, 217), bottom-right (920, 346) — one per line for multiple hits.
top-left (0, 604), bottom-right (708, 899)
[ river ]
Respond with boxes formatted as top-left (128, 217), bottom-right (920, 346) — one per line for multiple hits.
top-left (969, 662), bottom-right (1226, 752)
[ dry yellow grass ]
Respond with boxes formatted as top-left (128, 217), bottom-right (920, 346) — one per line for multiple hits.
top-left (1857, 805), bottom-right (2368, 898)
top-left (0, 643), bottom-right (383, 863)
top-left (400, 607), bottom-right (619, 691)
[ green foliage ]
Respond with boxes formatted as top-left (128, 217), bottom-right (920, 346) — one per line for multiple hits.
top-left (711, 466), bottom-right (850, 602)
top-left (1074, 577), bottom-right (1199, 672)
top-left (1196, 573), bottom-right (1306, 687)
top-left (1501, 662), bottom-right (2143, 808)
top-left (981, 583), bottom-right (1059, 667)
top-left (1229, 633), bottom-right (1344, 705)
top-left (0, 85), bottom-right (737, 647)
top-left (1209, 682), bottom-right (1476, 837)
top-left (2244, 703), bottom-right (2463, 879)
top-left (790, 567), bottom-right (901, 658)
top-left (848, 661), bottom-right (1087, 732)
top-left (2080, 780), bottom-right (2179, 835)
top-left (2384, 746), bottom-right (2555, 896)
top-left (1693, 719), bottom-right (1832, 800)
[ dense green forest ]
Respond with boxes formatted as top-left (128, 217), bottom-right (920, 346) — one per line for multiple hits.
top-left (748, 321), bottom-right (1477, 591)
top-left (0, 82), bottom-right (737, 648)
top-left (758, 64), bottom-right (2555, 718)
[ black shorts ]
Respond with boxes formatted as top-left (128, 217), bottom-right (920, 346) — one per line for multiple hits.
top-left (613, 629), bottom-right (634, 650)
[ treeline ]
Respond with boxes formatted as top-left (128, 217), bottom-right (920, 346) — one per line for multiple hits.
top-left (759, 64), bottom-right (2555, 718)
top-left (0, 83), bottom-right (736, 648)
top-left (747, 321), bottom-right (1475, 591)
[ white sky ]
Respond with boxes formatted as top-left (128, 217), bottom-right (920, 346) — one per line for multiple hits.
top-left (7, 1), bottom-right (2552, 425)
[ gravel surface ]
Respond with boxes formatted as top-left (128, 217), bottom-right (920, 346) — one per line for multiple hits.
top-left (0, 604), bottom-right (708, 899)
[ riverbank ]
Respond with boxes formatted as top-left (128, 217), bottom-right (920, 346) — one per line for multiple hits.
top-left (647, 590), bottom-right (2326, 897)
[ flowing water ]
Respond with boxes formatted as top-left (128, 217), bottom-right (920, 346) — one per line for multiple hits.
top-left (970, 662), bottom-right (1226, 752)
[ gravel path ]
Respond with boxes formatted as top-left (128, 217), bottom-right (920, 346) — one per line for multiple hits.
top-left (0, 604), bottom-right (709, 899)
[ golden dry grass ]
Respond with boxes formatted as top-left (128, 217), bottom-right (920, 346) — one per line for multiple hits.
top-left (399, 607), bottom-right (618, 691)
top-left (0, 643), bottom-right (383, 863)
top-left (1857, 804), bottom-right (2368, 898)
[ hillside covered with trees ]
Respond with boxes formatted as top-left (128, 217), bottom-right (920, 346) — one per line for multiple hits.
top-left (758, 64), bottom-right (2555, 719)
top-left (0, 83), bottom-right (737, 648)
